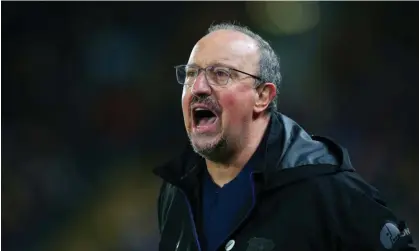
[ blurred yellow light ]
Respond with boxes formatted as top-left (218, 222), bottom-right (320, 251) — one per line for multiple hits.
top-left (246, 2), bottom-right (320, 36)
top-left (246, 2), bottom-right (280, 35)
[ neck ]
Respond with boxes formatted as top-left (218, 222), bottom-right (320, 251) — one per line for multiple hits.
top-left (206, 113), bottom-right (271, 187)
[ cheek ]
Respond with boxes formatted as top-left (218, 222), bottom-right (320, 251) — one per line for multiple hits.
top-left (219, 87), bottom-right (254, 125)
top-left (221, 93), bottom-right (240, 114)
top-left (181, 86), bottom-right (188, 100)
top-left (181, 88), bottom-right (191, 122)
top-left (220, 85), bottom-right (252, 108)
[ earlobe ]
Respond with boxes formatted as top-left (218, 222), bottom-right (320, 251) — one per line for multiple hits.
top-left (254, 83), bottom-right (276, 113)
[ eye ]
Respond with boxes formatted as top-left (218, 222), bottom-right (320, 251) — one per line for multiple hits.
top-left (210, 68), bottom-right (230, 84)
top-left (213, 68), bottom-right (230, 78)
top-left (185, 68), bottom-right (198, 78)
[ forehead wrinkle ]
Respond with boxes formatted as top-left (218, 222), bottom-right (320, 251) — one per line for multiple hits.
top-left (188, 44), bottom-right (258, 73)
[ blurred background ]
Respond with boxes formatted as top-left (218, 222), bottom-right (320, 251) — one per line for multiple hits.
top-left (2, 1), bottom-right (419, 251)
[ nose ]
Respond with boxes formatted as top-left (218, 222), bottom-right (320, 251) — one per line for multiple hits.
top-left (191, 71), bottom-right (212, 96)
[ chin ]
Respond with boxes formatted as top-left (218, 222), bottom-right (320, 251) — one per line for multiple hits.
top-left (190, 133), bottom-right (221, 151)
top-left (190, 133), bottom-right (230, 162)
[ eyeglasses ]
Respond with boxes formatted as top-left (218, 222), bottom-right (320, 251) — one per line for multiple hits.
top-left (174, 64), bottom-right (262, 86)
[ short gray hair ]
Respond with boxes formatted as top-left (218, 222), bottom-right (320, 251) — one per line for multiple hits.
top-left (207, 22), bottom-right (281, 113)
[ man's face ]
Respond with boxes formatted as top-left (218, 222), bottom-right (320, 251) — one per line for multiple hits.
top-left (181, 30), bottom-right (260, 162)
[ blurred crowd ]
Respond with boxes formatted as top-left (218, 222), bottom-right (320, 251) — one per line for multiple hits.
top-left (2, 2), bottom-right (419, 251)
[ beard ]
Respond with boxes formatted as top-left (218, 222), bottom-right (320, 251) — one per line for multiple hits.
top-left (188, 131), bottom-right (235, 164)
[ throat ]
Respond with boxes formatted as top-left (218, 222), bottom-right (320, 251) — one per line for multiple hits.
top-left (206, 163), bottom-right (244, 188)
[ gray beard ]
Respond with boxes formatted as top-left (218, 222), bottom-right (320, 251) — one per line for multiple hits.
top-left (189, 135), bottom-right (235, 164)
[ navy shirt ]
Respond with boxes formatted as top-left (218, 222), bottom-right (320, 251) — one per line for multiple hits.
top-left (202, 161), bottom-right (254, 251)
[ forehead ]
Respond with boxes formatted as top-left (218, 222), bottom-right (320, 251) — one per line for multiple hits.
top-left (188, 30), bottom-right (259, 70)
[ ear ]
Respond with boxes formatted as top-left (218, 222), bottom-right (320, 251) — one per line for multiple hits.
top-left (254, 83), bottom-right (276, 113)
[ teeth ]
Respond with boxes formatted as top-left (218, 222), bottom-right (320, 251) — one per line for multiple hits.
top-left (195, 108), bottom-right (207, 111)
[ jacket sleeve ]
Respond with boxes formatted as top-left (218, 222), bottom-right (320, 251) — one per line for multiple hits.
top-left (157, 181), bottom-right (167, 234)
top-left (157, 181), bottom-right (177, 235)
top-left (329, 171), bottom-right (416, 251)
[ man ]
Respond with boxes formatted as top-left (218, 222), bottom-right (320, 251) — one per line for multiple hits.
top-left (153, 22), bottom-right (416, 251)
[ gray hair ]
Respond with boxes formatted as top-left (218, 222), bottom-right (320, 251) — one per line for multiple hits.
top-left (207, 22), bottom-right (282, 113)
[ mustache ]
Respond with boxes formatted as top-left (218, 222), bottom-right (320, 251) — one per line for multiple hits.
top-left (190, 96), bottom-right (221, 113)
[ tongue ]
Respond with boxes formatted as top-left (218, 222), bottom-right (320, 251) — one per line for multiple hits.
top-left (197, 116), bottom-right (217, 126)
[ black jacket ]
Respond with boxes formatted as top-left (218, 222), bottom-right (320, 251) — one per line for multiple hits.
top-left (153, 113), bottom-right (416, 251)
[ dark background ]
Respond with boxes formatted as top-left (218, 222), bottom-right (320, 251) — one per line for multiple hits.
top-left (2, 2), bottom-right (418, 250)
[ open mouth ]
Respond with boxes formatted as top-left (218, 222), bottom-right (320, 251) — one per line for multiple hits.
top-left (193, 108), bottom-right (218, 127)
